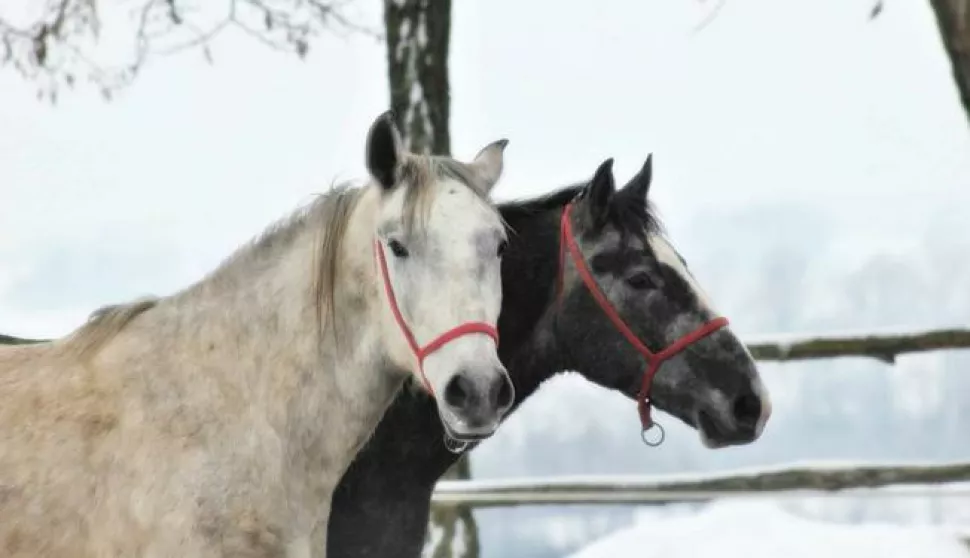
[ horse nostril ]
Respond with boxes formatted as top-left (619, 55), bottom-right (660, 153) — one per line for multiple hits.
top-left (732, 392), bottom-right (762, 428)
top-left (494, 373), bottom-right (514, 412)
top-left (444, 373), bottom-right (473, 411)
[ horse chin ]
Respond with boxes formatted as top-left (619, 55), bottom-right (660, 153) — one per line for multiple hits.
top-left (698, 418), bottom-right (731, 449)
top-left (695, 408), bottom-right (753, 449)
top-left (438, 412), bottom-right (499, 443)
top-left (442, 425), bottom-right (493, 443)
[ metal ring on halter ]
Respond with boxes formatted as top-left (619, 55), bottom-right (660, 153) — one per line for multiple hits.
top-left (640, 422), bottom-right (665, 447)
top-left (443, 432), bottom-right (469, 454)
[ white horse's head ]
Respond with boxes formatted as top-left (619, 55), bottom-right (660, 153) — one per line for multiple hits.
top-left (365, 112), bottom-right (513, 442)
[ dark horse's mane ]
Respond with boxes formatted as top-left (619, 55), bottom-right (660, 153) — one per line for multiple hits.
top-left (326, 178), bottom-right (659, 558)
top-left (499, 184), bottom-right (583, 221)
top-left (501, 179), bottom-right (664, 239)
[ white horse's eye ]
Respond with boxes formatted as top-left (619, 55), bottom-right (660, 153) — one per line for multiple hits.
top-left (388, 239), bottom-right (409, 258)
top-left (496, 239), bottom-right (509, 257)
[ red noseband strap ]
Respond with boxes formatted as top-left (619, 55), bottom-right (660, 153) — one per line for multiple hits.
top-left (557, 203), bottom-right (729, 440)
top-left (375, 240), bottom-right (500, 395)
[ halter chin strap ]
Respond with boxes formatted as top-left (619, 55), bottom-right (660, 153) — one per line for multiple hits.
top-left (557, 203), bottom-right (729, 443)
top-left (374, 240), bottom-right (500, 395)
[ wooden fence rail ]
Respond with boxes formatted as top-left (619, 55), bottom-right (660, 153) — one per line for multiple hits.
top-left (4, 326), bottom-right (970, 362)
top-left (431, 461), bottom-right (970, 509)
top-left (0, 333), bottom-right (44, 345)
top-left (743, 326), bottom-right (970, 364)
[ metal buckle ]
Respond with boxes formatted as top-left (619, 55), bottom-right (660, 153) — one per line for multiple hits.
top-left (640, 422), bottom-right (665, 447)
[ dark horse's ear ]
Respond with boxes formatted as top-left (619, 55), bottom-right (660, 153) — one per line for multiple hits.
top-left (619, 153), bottom-right (653, 202)
top-left (366, 111), bottom-right (404, 190)
top-left (579, 158), bottom-right (616, 228)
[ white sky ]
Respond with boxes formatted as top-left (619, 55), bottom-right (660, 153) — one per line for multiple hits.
top-left (2, 0), bottom-right (969, 338)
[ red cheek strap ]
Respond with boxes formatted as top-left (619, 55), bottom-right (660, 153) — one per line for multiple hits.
top-left (374, 240), bottom-right (499, 395)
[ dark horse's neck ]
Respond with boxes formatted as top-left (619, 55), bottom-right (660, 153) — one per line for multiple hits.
top-left (493, 190), bottom-right (575, 397)
top-left (326, 186), bottom-right (582, 558)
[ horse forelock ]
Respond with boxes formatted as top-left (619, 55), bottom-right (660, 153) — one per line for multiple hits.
top-left (397, 154), bottom-right (500, 236)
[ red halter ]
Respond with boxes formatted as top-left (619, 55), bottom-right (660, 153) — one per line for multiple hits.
top-left (557, 203), bottom-right (729, 445)
top-left (374, 240), bottom-right (500, 395)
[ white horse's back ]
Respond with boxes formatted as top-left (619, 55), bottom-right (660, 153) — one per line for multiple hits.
top-left (0, 312), bottom-right (305, 557)
top-left (0, 341), bottom-right (138, 557)
top-left (0, 304), bottom-right (287, 556)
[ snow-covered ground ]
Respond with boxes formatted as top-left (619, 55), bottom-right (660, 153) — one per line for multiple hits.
top-left (568, 499), bottom-right (969, 558)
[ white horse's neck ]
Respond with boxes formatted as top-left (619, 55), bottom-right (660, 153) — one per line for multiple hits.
top-left (184, 185), bottom-right (402, 426)
top-left (91, 185), bottom-right (407, 534)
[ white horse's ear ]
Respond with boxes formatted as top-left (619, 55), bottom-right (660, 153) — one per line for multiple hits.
top-left (366, 111), bottom-right (404, 190)
top-left (467, 139), bottom-right (508, 195)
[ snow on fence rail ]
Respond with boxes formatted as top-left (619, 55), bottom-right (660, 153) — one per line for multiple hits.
top-left (431, 461), bottom-right (970, 509)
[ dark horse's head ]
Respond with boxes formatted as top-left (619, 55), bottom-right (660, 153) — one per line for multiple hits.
top-left (555, 156), bottom-right (771, 448)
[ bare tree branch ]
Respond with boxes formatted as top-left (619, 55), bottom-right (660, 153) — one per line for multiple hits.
top-left (869, 0), bottom-right (884, 20)
top-left (690, 0), bottom-right (727, 35)
top-left (0, 0), bottom-right (381, 101)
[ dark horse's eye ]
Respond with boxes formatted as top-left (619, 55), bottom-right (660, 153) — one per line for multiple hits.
top-left (626, 272), bottom-right (654, 290)
top-left (497, 239), bottom-right (509, 257)
top-left (388, 239), bottom-right (409, 258)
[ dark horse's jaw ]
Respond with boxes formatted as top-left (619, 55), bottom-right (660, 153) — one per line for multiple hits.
top-left (696, 407), bottom-right (766, 449)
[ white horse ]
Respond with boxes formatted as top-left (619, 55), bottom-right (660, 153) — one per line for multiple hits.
top-left (0, 112), bottom-right (514, 557)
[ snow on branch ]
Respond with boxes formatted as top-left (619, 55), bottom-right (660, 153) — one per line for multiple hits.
top-left (743, 326), bottom-right (970, 364)
top-left (0, 0), bottom-right (378, 100)
top-left (431, 461), bottom-right (970, 508)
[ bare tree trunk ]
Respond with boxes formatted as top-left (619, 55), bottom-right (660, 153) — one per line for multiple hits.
top-left (0, 0), bottom-right (370, 100)
top-left (383, 2), bottom-right (477, 557)
top-left (927, 0), bottom-right (970, 126)
top-left (383, 0), bottom-right (452, 155)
